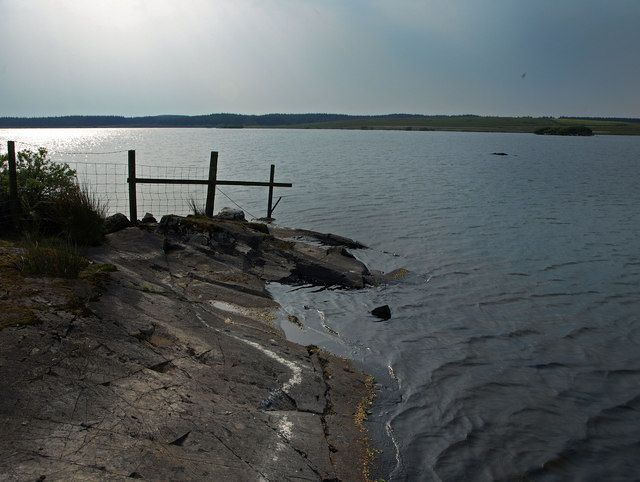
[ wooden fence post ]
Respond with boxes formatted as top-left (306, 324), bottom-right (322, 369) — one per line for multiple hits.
top-left (7, 141), bottom-right (20, 226)
top-left (127, 150), bottom-right (138, 224)
top-left (205, 151), bottom-right (218, 217)
top-left (267, 164), bottom-right (275, 219)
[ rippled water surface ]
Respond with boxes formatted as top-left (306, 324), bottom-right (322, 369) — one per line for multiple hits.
top-left (2, 128), bottom-right (639, 480)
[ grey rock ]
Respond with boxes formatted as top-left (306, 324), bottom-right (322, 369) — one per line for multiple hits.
top-left (104, 213), bottom-right (131, 234)
top-left (216, 207), bottom-right (245, 221)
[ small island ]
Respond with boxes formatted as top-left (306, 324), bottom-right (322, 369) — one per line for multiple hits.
top-left (534, 125), bottom-right (594, 136)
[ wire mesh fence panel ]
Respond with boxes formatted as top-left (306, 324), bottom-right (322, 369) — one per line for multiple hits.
top-left (66, 162), bottom-right (129, 216)
top-left (62, 162), bottom-right (211, 218)
top-left (136, 164), bottom-right (209, 218)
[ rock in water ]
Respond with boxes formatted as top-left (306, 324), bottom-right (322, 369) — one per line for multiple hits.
top-left (104, 213), bottom-right (132, 234)
top-left (371, 305), bottom-right (391, 320)
top-left (141, 212), bottom-right (157, 224)
top-left (216, 207), bottom-right (245, 221)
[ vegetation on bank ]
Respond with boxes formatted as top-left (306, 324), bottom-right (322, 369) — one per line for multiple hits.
top-left (0, 147), bottom-right (106, 278)
top-left (1, 113), bottom-right (639, 135)
top-left (534, 125), bottom-right (594, 136)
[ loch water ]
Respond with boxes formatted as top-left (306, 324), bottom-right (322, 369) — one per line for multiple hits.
top-left (2, 128), bottom-right (639, 480)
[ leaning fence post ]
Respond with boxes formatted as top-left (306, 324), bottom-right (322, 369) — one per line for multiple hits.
top-left (205, 151), bottom-right (218, 217)
top-left (267, 164), bottom-right (275, 219)
top-left (127, 150), bottom-right (138, 224)
top-left (7, 141), bottom-right (20, 227)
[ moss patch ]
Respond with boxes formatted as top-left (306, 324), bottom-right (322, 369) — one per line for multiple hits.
top-left (79, 262), bottom-right (117, 280)
top-left (0, 304), bottom-right (38, 330)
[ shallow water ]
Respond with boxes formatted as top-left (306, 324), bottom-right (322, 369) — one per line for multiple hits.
top-left (2, 128), bottom-right (639, 480)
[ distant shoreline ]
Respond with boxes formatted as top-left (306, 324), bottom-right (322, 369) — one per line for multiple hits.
top-left (1, 113), bottom-right (639, 135)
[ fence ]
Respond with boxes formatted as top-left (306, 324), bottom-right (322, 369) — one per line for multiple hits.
top-left (126, 149), bottom-right (291, 223)
top-left (1, 140), bottom-right (292, 228)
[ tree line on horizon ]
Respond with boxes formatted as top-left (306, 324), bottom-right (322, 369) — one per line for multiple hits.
top-left (0, 113), bottom-right (573, 128)
top-left (0, 113), bottom-right (637, 129)
top-left (0, 113), bottom-right (425, 128)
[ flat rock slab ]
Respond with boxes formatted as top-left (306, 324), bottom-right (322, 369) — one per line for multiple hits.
top-left (0, 226), bottom-right (374, 481)
top-left (268, 226), bottom-right (368, 249)
top-left (157, 215), bottom-right (378, 288)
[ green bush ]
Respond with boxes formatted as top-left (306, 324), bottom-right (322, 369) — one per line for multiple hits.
top-left (534, 125), bottom-right (594, 136)
top-left (0, 148), bottom-right (77, 214)
top-left (0, 148), bottom-right (105, 244)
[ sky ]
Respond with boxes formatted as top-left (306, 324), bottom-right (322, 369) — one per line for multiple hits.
top-left (1, 0), bottom-right (639, 117)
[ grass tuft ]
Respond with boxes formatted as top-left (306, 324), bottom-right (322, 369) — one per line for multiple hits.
top-left (15, 237), bottom-right (89, 278)
top-left (188, 198), bottom-right (206, 217)
top-left (47, 185), bottom-right (107, 246)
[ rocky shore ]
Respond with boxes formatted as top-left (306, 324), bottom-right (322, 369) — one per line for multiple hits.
top-left (0, 212), bottom-right (388, 481)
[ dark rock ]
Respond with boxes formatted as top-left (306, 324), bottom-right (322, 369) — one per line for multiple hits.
top-left (162, 237), bottom-right (185, 254)
top-left (491, 152), bottom-right (508, 156)
top-left (187, 233), bottom-right (209, 246)
top-left (168, 431), bottom-right (191, 446)
top-left (141, 212), bottom-right (157, 224)
top-left (139, 324), bottom-right (155, 338)
top-left (158, 214), bottom-right (181, 232)
top-left (365, 269), bottom-right (385, 285)
top-left (371, 305), bottom-right (391, 320)
top-left (157, 215), bottom-right (373, 289)
top-left (104, 213), bottom-right (131, 234)
top-left (287, 314), bottom-right (303, 328)
top-left (268, 226), bottom-right (368, 249)
top-left (216, 207), bottom-right (245, 221)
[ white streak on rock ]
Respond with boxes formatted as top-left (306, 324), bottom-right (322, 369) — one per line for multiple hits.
top-left (195, 311), bottom-right (303, 394)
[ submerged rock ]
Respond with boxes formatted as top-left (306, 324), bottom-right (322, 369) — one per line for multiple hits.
top-left (371, 305), bottom-right (391, 320)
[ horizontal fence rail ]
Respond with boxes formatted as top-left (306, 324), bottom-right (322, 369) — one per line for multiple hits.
top-left (130, 178), bottom-right (292, 187)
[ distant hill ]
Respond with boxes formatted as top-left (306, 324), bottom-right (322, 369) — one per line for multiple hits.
top-left (1, 113), bottom-right (639, 135)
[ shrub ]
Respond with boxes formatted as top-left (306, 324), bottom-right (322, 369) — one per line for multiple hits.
top-left (534, 125), bottom-right (594, 136)
top-left (0, 148), bottom-right (106, 245)
top-left (0, 147), bottom-right (77, 214)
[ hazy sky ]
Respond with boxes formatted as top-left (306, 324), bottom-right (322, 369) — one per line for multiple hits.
top-left (1, 0), bottom-right (639, 117)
